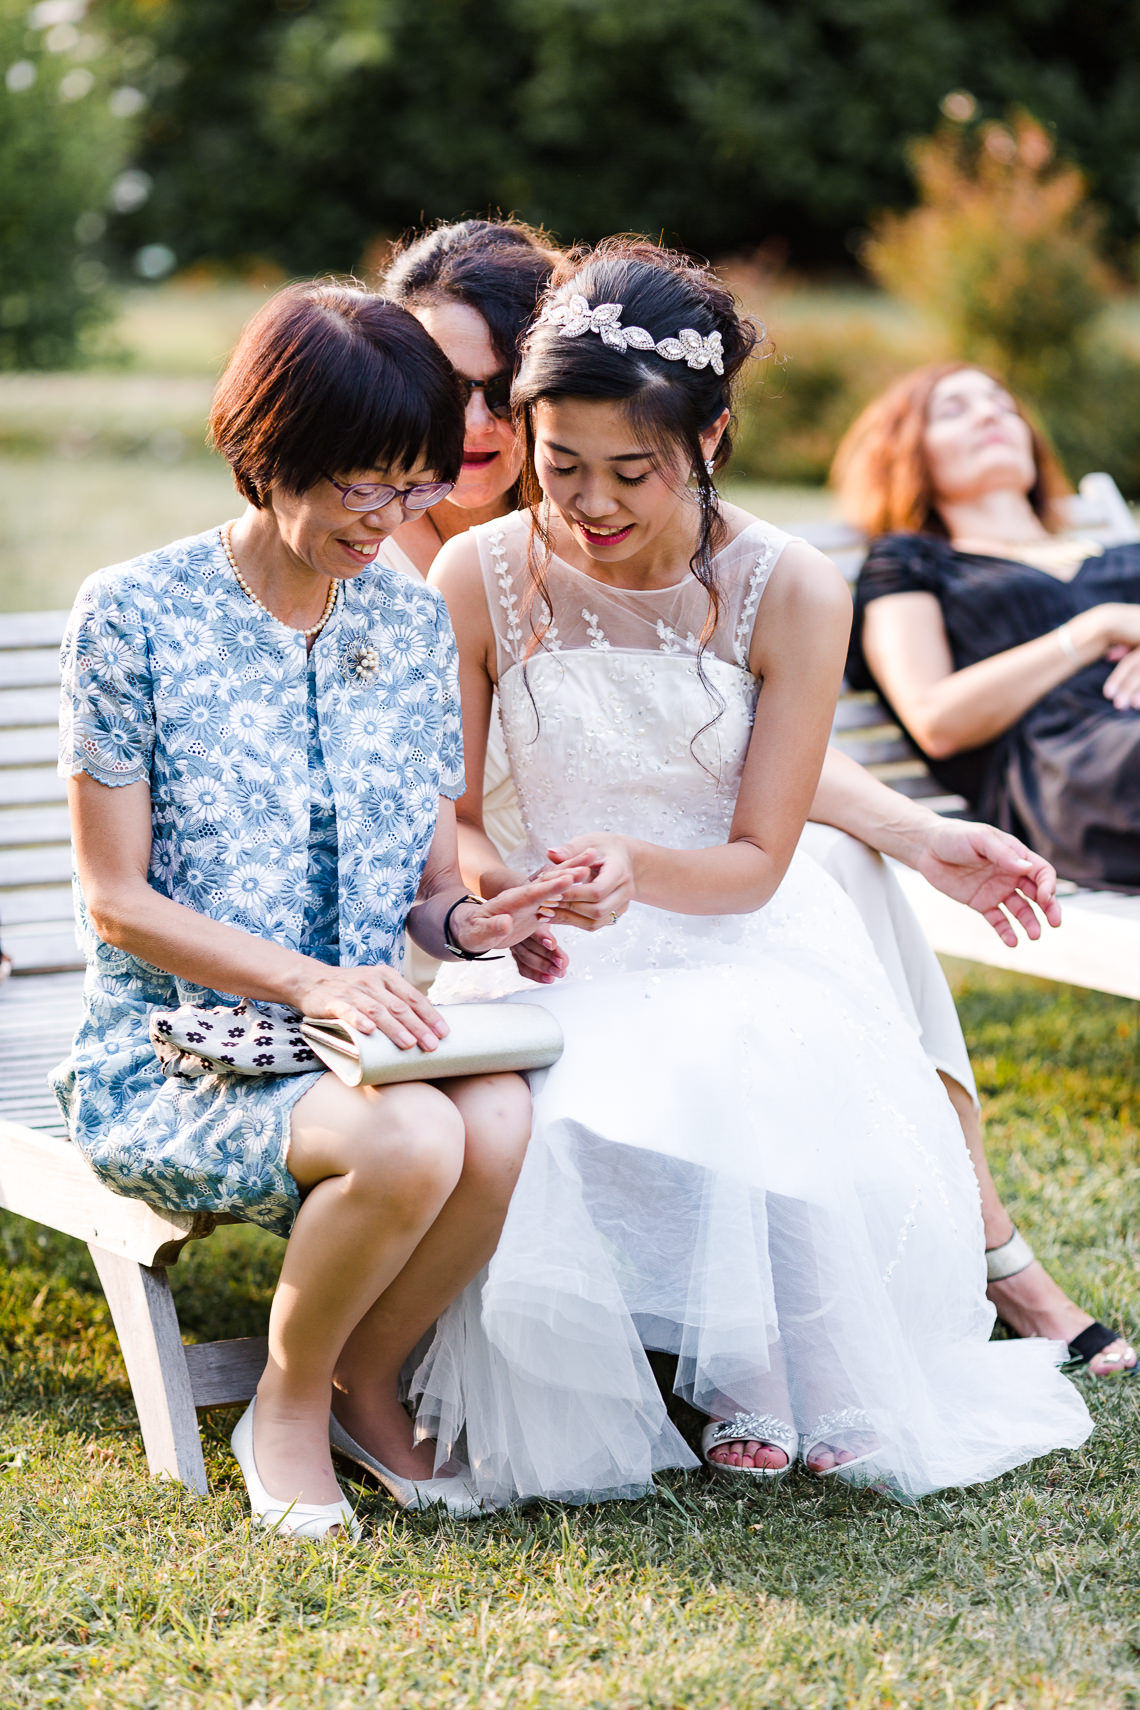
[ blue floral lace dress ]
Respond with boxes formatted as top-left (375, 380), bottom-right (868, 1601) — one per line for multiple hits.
top-left (52, 526), bottom-right (464, 1237)
top-left (298, 659), bottom-right (341, 969)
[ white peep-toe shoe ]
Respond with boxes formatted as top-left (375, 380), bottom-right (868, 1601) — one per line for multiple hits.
top-left (701, 1412), bottom-right (798, 1480)
top-left (231, 1399), bottom-right (362, 1541)
top-left (329, 1411), bottom-right (498, 1518)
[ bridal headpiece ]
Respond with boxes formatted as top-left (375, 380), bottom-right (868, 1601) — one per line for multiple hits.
top-left (538, 294), bottom-right (725, 376)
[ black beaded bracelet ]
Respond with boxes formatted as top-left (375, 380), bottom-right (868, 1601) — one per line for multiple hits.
top-left (442, 893), bottom-right (497, 960)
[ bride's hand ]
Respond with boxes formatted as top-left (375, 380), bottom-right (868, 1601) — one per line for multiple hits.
top-left (913, 819), bottom-right (1061, 945)
top-left (540, 834), bottom-right (636, 931)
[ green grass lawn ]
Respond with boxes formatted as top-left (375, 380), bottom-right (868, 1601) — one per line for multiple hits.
top-left (2, 965), bottom-right (1138, 1709)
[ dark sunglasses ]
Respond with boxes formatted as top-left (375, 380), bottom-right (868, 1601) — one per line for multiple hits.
top-left (456, 370), bottom-right (513, 421)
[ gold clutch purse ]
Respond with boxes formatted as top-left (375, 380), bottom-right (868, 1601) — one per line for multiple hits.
top-left (299, 1002), bottom-right (563, 1088)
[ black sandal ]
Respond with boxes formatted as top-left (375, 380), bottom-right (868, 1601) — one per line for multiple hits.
top-left (987, 1226), bottom-right (1136, 1377)
top-left (1064, 1320), bottom-right (1137, 1376)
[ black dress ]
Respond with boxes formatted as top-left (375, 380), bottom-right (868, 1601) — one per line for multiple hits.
top-left (849, 532), bottom-right (1140, 890)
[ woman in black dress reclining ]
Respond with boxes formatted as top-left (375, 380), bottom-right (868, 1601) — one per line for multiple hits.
top-left (836, 362), bottom-right (1140, 892)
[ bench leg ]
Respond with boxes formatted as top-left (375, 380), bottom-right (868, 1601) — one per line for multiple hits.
top-left (87, 1245), bottom-right (209, 1494)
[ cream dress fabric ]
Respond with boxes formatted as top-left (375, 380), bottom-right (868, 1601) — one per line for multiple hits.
top-left (410, 511), bottom-right (1089, 1506)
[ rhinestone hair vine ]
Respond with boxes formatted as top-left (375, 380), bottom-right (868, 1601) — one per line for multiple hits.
top-left (539, 294), bottom-right (725, 376)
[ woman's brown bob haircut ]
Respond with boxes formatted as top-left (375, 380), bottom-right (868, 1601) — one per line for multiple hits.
top-left (830, 361), bottom-right (1070, 538)
top-left (209, 281), bottom-right (465, 508)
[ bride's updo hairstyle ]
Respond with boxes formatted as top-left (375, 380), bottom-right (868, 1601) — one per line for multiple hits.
top-left (513, 240), bottom-right (761, 645)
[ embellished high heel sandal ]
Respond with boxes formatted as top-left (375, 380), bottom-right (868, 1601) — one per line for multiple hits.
top-left (231, 1399), bottom-right (361, 1541)
top-left (800, 1407), bottom-right (883, 1482)
top-left (700, 1412), bottom-right (798, 1480)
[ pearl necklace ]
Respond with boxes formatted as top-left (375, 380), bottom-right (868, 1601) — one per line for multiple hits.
top-left (220, 522), bottom-right (338, 638)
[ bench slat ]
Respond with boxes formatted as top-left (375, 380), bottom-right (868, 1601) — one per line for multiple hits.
top-left (184, 1336), bottom-right (270, 1408)
top-left (0, 766), bottom-right (66, 806)
top-left (834, 735), bottom-right (917, 768)
top-left (0, 805), bottom-right (71, 848)
top-left (0, 844), bottom-right (72, 885)
top-left (886, 780), bottom-right (968, 810)
top-left (831, 695), bottom-right (892, 732)
top-left (0, 649), bottom-right (62, 691)
top-left (0, 726), bottom-right (60, 768)
top-left (0, 611), bottom-right (69, 650)
top-left (0, 686), bottom-right (63, 725)
top-left (0, 924), bottom-right (82, 973)
top-left (895, 867), bottom-right (1140, 1001)
top-left (0, 882), bottom-right (75, 925)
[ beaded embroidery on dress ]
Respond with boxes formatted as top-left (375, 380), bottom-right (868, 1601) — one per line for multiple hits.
top-left (413, 509), bottom-right (1091, 1506)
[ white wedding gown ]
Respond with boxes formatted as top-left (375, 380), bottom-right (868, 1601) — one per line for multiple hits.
top-left (415, 510), bottom-right (1091, 1504)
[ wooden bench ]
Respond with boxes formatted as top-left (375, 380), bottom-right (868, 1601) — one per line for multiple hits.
top-left (802, 472), bottom-right (1140, 1003)
top-left (0, 613), bottom-right (267, 1493)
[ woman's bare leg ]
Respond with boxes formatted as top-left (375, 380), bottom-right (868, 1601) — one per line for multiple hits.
top-left (332, 1072), bottom-right (532, 1477)
top-left (250, 1074), bottom-right (466, 1507)
top-left (940, 1071), bottom-right (1135, 1376)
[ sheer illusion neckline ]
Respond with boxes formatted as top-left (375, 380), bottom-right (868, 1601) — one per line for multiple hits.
top-left (545, 517), bottom-right (768, 595)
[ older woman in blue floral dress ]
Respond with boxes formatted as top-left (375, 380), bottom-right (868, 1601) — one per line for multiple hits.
top-left (52, 282), bottom-right (585, 1538)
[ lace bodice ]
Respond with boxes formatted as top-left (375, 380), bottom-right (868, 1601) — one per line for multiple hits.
top-left (473, 510), bottom-right (792, 855)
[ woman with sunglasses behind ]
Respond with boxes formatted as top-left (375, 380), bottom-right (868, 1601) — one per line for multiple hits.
top-left (380, 218), bottom-right (560, 578)
top-left (51, 282), bottom-right (587, 1537)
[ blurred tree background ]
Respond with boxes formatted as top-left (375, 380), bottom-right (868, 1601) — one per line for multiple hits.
top-left (0, 0), bottom-right (138, 366)
top-left (5, 0), bottom-right (1140, 533)
top-left (100, 0), bottom-right (1140, 277)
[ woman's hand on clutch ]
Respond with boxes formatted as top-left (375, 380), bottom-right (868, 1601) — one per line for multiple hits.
top-left (913, 819), bottom-right (1061, 945)
top-left (297, 964), bottom-right (452, 1050)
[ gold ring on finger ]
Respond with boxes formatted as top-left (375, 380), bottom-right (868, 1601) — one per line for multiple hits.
top-left (609, 910), bottom-right (618, 926)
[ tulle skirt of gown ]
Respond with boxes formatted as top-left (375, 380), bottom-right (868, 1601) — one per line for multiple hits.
top-left (796, 821), bottom-right (977, 1106)
top-left (414, 851), bottom-right (1091, 1505)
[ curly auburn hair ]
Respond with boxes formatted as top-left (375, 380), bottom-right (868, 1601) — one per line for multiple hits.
top-left (830, 361), bottom-right (1070, 538)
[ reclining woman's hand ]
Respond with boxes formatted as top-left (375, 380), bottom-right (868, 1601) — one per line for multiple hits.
top-left (913, 818), bottom-right (1061, 946)
top-left (1071, 603), bottom-right (1140, 709)
top-left (1103, 643), bottom-right (1140, 711)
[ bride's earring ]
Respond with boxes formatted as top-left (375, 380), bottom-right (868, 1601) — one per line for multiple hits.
top-left (697, 456), bottom-right (717, 514)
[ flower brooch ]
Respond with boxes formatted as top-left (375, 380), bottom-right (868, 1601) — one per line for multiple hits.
top-left (341, 633), bottom-right (382, 685)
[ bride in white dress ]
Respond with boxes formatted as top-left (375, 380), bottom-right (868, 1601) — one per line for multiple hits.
top-left (416, 240), bottom-right (1091, 1504)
